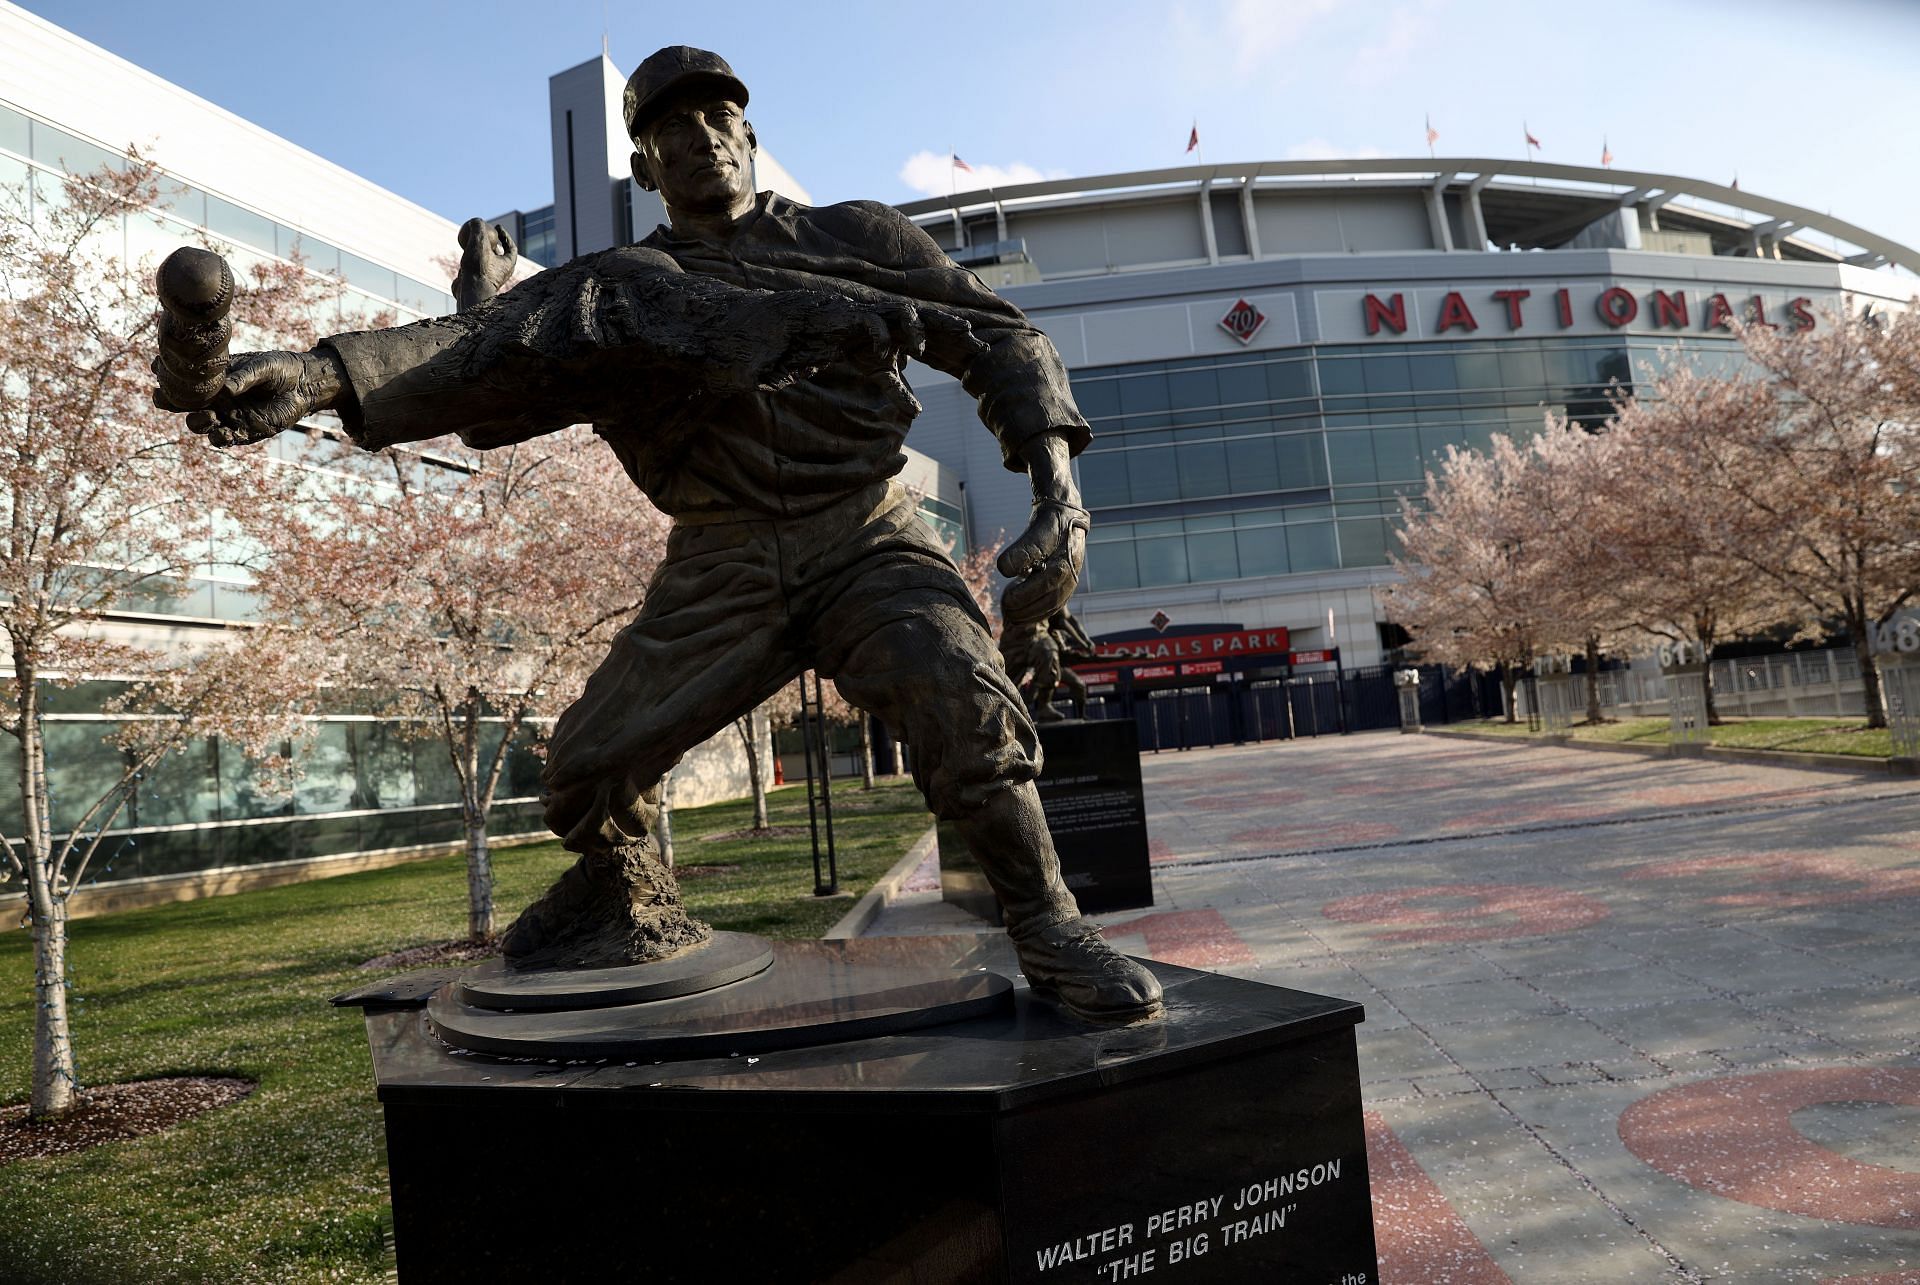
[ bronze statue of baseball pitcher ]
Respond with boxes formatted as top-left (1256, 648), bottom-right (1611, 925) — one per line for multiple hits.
top-left (154, 47), bottom-right (1160, 1021)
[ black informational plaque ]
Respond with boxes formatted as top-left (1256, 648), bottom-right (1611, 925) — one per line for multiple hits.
top-left (941, 718), bottom-right (1154, 922)
top-left (1035, 719), bottom-right (1153, 915)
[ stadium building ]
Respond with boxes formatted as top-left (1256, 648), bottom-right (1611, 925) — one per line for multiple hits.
top-left (896, 160), bottom-right (1919, 736)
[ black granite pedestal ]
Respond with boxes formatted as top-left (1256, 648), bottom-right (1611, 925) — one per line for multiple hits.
top-left (338, 935), bottom-right (1376, 1283)
top-left (944, 718), bottom-right (1154, 922)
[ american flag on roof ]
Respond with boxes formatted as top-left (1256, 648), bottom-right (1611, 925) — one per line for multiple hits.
top-left (1186, 123), bottom-right (1199, 154)
top-left (1425, 113), bottom-right (1438, 147)
top-left (1601, 137), bottom-right (1613, 167)
top-left (951, 153), bottom-right (972, 173)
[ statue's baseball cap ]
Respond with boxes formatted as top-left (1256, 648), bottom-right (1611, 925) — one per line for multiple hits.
top-left (623, 47), bottom-right (749, 140)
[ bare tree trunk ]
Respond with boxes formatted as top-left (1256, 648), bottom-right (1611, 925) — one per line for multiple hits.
top-left (859, 717), bottom-right (875, 790)
top-left (463, 805), bottom-right (493, 942)
top-left (1856, 626), bottom-right (1888, 729)
top-left (657, 770), bottom-right (675, 869)
top-left (736, 713), bottom-right (770, 831)
top-left (1499, 664), bottom-right (1519, 723)
top-left (19, 672), bottom-right (76, 1119)
top-left (1583, 635), bottom-right (1604, 724)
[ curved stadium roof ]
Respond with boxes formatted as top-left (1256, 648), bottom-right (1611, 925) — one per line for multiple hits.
top-left (899, 158), bottom-right (1919, 278)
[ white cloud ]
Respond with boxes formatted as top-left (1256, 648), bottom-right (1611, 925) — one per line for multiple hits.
top-left (1222, 0), bottom-right (1341, 78)
top-left (897, 151), bottom-right (1068, 199)
top-left (1285, 139), bottom-right (1391, 161)
top-left (1350, 1), bottom-right (1442, 85)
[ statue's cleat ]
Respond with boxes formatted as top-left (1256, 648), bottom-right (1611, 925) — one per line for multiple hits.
top-left (1011, 917), bottom-right (1163, 1021)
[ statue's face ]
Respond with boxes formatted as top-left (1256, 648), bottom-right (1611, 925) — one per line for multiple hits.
top-left (634, 93), bottom-right (755, 215)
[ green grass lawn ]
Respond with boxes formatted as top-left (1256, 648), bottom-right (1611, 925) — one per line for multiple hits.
top-left (1442, 715), bottom-right (1896, 759)
top-left (0, 779), bottom-right (931, 1285)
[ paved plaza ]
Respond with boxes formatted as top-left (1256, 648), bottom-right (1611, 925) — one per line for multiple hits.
top-left (866, 731), bottom-right (1920, 1283)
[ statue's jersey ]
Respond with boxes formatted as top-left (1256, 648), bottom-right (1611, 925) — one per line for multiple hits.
top-left (320, 193), bottom-right (1088, 521)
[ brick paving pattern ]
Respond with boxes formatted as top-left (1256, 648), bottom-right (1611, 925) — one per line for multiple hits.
top-left (866, 731), bottom-right (1920, 1282)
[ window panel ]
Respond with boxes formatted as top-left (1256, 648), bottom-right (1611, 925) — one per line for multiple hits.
top-left (1215, 363), bottom-right (1267, 406)
top-left (1135, 536), bottom-right (1189, 587)
top-left (1225, 436), bottom-right (1281, 493)
top-left (1288, 522), bottom-right (1339, 572)
top-left (1166, 367), bottom-right (1219, 410)
top-left (1186, 531), bottom-right (1238, 582)
top-left (1085, 538), bottom-right (1139, 591)
top-left (1316, 357), bottom-right (1365, 396)
top-left (339, 251), bottom-right (398, 300)
top-left (1362, 353), bottom-right (1411, 393)
top-left (1235, 524), bottom-right (1289, 578)
top-left (1126, 446), bottom-right (1181, 503)
top-left (1406, 351), bottom-right (1455, 390)
top-left (1071, 379), bottom-right (1120, 419)
top-left (1266, 361), bottom-right (1313, 401)
top-left (1498, 344), bottom-right (1547, 391)
top-left (31, 122), bottom-right (121, 175)
top-left (1177, 440), bottom-right (1229, 499)
top-left (127, 737), bottom-right (221, 827)
top-left (1117, 373), bottom-right (1169, 415)
top-left (1371, 426), bottom-right (1422, 482)
top-left (205, 194), bottom-right (276, 254)
top-left (1338, 517), bottom-right (1392, 567)
top-left (1077, 452), bottom-right (1131, 508)
top-left (0, 104), bottom-right (26, 157)
top-left (1418, 423), bottom-right (1467, 463)
top-left (1326, 431), bottom-right (1376, 484)
top-left (1274, 433), bottom-right (1329, 489)
top-left (1454, 350), bottom-right (1502, 389)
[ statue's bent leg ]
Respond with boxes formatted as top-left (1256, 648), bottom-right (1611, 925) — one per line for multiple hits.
top-left (503, 518), bottom-right (797, 970)
top-left (818, 590), bottom-right (1162, 1021)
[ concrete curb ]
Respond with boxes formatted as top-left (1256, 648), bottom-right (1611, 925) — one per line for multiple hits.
top-left (1422, 727), bottom-right (1918, 777)
top-left (822, 823), bottom-right (938, 940)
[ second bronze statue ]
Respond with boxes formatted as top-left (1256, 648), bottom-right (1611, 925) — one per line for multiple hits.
top-left (154, 45), bottom-right (1160, 1022)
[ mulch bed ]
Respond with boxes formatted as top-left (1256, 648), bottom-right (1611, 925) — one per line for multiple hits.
top-left (359, 938), bottom-right (500, 971)
top-left (0, 1076), bottom-right (253, 1165)
top-left (698, 825), bottom-right (809, 843)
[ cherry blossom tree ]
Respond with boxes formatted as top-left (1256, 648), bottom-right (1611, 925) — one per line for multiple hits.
top-left (0, 155), bottom-right (327, 1118)
top-left (1381, 437), bottom-right (1547, 720)
top-left (1589, 364), bottom-right (1795, 722)
top-left (255, 427), bottom-right (670, 940)
top-left (1709, 308), bottom-right (1920, 727)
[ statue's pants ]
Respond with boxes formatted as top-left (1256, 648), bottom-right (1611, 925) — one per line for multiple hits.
top-left (542, 481), bottom-right (1041, 860)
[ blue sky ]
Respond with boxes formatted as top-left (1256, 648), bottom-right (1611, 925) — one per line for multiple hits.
top-left (25, 0), bottom-right (1920, 252)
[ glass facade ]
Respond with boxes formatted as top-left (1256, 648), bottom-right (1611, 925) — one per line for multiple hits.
top-left (0, 102), bottom-right (457, 327)
top-left (517, 204), bottom-right (558, 268)
top-left (1074, 335), bottom-right (1750, 592)
top-left (916, 494), bottom-right (967, 552)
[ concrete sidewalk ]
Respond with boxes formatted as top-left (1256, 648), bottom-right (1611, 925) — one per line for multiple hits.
top-left (863, 732), bottom-right (1920, 1283)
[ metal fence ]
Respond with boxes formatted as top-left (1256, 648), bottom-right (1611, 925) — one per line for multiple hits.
top-left (1580, 646), bottom-right (1868, 720)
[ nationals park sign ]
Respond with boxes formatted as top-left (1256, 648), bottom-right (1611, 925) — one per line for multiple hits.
top-left (1090, 626), bottom-right (1293, 665)
top-left (1314, 283), bottom-right (1835, 345)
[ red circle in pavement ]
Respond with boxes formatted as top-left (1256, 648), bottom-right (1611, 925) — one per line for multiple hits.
top-left (1620, 1068), bottom-right (1920, 1228)
top-left (1321, 882), bottom-right (1610, 943)
top-left (1624, 852), bottom-right (1920, 908)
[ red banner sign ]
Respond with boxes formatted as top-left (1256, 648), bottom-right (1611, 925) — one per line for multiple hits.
top-left (1133, 665), bottom-right (1178, 680)
top-left (1077, 670), bottom-right (1120, 685)
top-left (1181, 660), bottom-right (1226, 676)
top-left (1288, 649), bottom-right (1334, 666)
top-left (1092, 626), bottom-right (1291, 664)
